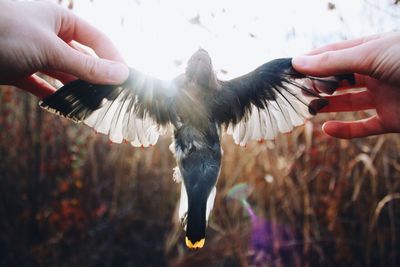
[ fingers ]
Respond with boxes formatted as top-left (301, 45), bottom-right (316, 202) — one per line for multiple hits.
top-left (334, 74), bottom-right (368, 91)
top-left (322, 115), bottom-right (386, 139)
top-left (292, 42), bottom-right (377, 77)
top-left (318, 90), bottom-right (373, 113)
top-left (58, 8), bottom-right (125, 63)
top-left (50, 39), bottom-right (129, 84)
top-left (291, 32), bottom-right (391, 79)
top-left (14, 75), bottom-right (56, 99)
top-left (50, 6), bottom-right (129, 84)
top-left (306, 34), bottom-right (381, 56)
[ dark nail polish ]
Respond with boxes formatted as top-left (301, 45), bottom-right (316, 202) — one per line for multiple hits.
top-left (308, 98), bottom-right (329, 115)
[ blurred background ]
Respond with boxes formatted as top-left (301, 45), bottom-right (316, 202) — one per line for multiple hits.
top-left (1, 0), bottom-right (400, 266)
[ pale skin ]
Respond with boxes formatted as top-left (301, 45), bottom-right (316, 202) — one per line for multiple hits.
top-left (292, 32), bottom-right (400, 139)
top-left (0, 1), bottom-right (129, 99)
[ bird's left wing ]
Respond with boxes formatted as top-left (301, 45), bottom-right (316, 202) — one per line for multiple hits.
top-left (40, 68), bottom-right (179, 147)
top-left (211, 58), bottom-right (354, 146)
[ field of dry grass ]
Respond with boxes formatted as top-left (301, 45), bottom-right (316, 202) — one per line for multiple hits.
top-left (1, 86), bottom-right (399, 267)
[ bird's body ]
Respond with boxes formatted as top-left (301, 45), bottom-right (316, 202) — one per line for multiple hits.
top-left (174, 121), bottom-right (221, 248)
top-left (39, 49), bottom-right (354, 249)
top-left (164, 51), bottom-right (223, 247)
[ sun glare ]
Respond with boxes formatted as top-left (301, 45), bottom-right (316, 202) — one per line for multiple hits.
top-left (70, 0), bottom-right (399, 81)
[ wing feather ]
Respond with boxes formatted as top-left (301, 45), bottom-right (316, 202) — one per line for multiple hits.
top-left (213, 58), bottom-right (354, 145)
top-left (40, 68), bottom-right (177, 147)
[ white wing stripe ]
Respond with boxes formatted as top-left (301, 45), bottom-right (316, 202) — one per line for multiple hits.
top-left (84, 92), bottom-right (160, 147)
top-left (227, 84), bottom-right (315, 146)
top-left (206, 186), bottom-right (216, 222)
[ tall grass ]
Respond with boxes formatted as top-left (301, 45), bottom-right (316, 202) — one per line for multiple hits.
top-left (0, 87), bottom-right (399, 267)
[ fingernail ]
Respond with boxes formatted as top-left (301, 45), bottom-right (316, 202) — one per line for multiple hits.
top-left (322, 122), bottom-right (328, 132)
top-left (292, 56), bottom-right (309, 68)
top-left (314, 80), bottom-right (339, 95)
top-left (321, 123), bottom-right (333, 138)
top-left (321, 121), bottom-right (336, 137)
top-left (108, 63), bottom-right (129, 84)
top-left (308, 98), bottom-right (329, 115)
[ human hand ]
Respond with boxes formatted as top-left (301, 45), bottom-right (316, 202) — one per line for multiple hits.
top-left (292, 32), bottom-right (400, 139)
top-left (0, 1), bottom-right (129, 99)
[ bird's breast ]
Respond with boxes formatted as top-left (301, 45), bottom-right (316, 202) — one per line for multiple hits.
top-left (173, 121), bottom-right (221, 163)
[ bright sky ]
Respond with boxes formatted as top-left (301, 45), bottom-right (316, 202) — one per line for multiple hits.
top-left (64, 0), bottom-right (399, 80)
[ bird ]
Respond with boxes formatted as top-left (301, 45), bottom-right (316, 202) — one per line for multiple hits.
top-left (39, 49), bottom-right (354, 249)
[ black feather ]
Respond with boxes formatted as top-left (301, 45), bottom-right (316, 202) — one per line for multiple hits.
top-left (40, 68), bottom-right (177, 126)
top-left (211, 58), bottom-right (354, 125)
top-left (39, 52), bottom-right (355, 249)
top-left (39, 80), bottom-right (119, 121)
top-left (177, 130), bottom-right (221, 243)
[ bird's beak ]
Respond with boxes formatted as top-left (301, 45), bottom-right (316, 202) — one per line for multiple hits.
top-left (185, 237), bottom-right (205, 249)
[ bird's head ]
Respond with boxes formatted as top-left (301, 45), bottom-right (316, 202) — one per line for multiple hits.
top-left (179, 179), bottom-right (218, 250)
top-left (186, 49), bottom-right (219, 89)
top-left (185, 195), bottom-right (207, 249)
top-left (183, 184), bottom-right (218, 249)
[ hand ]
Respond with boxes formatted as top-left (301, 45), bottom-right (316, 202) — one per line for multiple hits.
top-left (0, 1), bottom-right (129, 99)
top-left (292, 32), bottom-right (400, 139)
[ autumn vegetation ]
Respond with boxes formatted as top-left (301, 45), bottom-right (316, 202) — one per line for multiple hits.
top-left (1, 84), bottom-right (399, 267)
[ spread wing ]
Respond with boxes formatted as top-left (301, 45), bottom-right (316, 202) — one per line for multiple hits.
top-left (40, 68), bottom-right (179, 147)
top-left (211, 58), bottom-right (354, 146)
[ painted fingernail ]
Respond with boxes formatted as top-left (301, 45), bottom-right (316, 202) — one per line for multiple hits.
top-left (308, 99), bottom-right (329, 115)
top-left (108, 63), bottom-right (129, 84)
top-left (314, 80), bottom-right (339, 95)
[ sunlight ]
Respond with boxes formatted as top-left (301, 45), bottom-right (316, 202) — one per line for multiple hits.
top-left (69, 0), bottom-right (398, 80)
top-left (2, 1), bottom-right (400, 265)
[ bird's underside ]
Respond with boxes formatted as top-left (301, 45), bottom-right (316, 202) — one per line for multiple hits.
top-left (39, 49), bottom-right (355, 249)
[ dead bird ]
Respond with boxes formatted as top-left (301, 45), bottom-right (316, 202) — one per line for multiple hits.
top-left (39, 49), bottom-right (354, 249)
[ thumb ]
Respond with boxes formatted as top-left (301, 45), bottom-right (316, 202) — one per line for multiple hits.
top-left (51, 41), bottom-right (129, 84)
top-left (292, 41), bottom-right (378, 77)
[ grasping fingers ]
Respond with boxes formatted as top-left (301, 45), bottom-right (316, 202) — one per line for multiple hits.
top-left (48, 37), bottom-right (128, 84)
top-left (293, 32), bottom-right (400, 86)
top-left (45, 5), bottom-right (129, 85)
top-left (292, 32), bottom-right (400, 139)
top-left (292, 42), bottom-right (377, 77)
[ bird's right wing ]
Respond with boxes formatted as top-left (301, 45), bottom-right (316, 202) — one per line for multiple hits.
top-left (211, 58), bottom-right (354, 145)
top-left (40, 68), bottom-right (179, 147)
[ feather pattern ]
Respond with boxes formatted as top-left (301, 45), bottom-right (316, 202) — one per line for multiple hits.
top-left (39, 68), bottom-right (176, 147)
top-left (39, 50), bottom-right (355, 249)
top-left (214, 58), bottom-right (353, 145)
